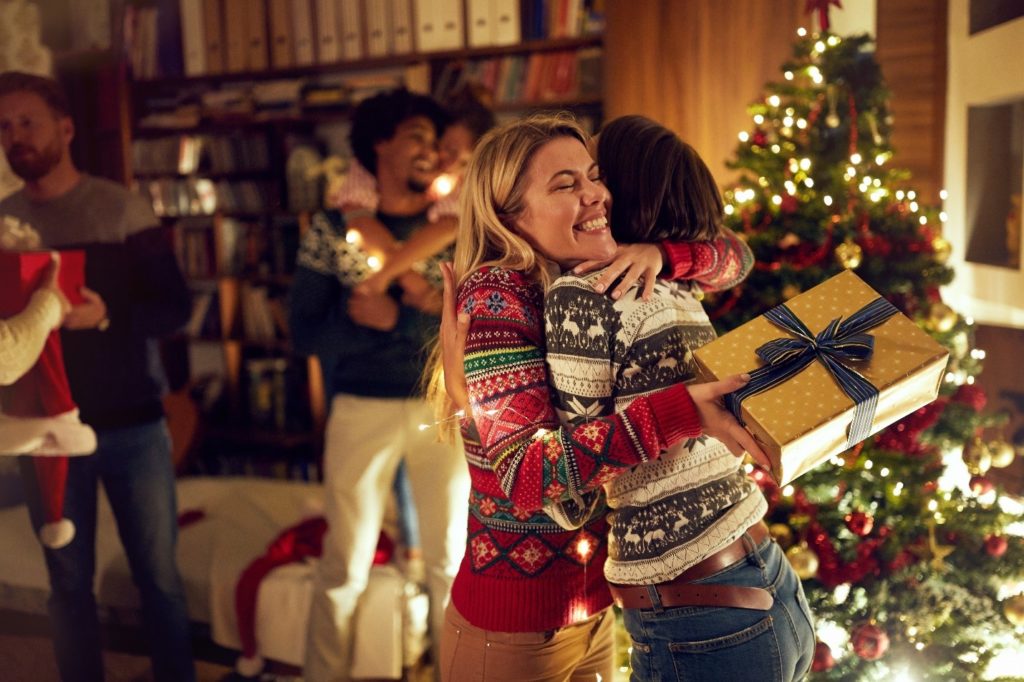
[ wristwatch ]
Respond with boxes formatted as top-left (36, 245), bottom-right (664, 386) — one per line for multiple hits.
top-left (97, 318), bottom-right (110, 332)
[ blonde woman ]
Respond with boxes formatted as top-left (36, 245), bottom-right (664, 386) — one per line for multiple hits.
top-left (430, 114), bottom-right (757, 681)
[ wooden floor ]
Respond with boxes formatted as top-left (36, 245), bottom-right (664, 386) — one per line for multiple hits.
top-left (0, 632), bottom-right (436, 682)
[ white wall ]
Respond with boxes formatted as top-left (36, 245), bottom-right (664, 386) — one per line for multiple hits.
top-left (824, 0), bottom-right (876, 36)
top-left (944, 1), bottom-right (1024, 328)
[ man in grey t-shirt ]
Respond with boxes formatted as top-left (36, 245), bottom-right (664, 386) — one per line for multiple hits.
top-left (0, 72), bottom-right (194, 682)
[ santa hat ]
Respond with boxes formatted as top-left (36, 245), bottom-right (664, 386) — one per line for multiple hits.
top-left (1, 223), bottom-right (95, 549)
top-left (0, 345), bottom-right (94, 549)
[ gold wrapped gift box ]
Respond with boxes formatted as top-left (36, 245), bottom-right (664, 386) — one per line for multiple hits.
top-left (693, 270), bottom-right (949, 486)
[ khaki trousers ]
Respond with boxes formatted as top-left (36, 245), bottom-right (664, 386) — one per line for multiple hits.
top-left (440, 602), bottom-right (615, 682)
top-left (304, 394), bottom-right (470, 681)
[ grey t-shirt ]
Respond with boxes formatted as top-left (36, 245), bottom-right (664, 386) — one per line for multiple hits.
top-left (0, 175), bottom-right (157, 246)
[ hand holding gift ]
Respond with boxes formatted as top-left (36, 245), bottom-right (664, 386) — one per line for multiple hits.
top-left (694, 271), bottom-right (949, 486)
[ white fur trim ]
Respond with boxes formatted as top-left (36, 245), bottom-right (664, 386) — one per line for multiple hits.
top-left (40, 518), bottom-right (75, 548)
top-left (235, 654), bottom-right (264, 677)
top-left (0, 410), bottom-right (96, 456)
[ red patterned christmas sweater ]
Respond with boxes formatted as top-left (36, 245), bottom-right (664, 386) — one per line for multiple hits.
top-left (449, 266), bottom-right (702, 632)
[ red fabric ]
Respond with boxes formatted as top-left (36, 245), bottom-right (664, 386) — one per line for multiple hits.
top-left (0, 250), bottom-right (85, 532)
top-left (233, 518), bottom-right (399, 659)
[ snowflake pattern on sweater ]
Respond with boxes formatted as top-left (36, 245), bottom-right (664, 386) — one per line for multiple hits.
top-left (544, 273), bottom-right (766, 585)
top-left (449, 266), bottom-right (702, 631)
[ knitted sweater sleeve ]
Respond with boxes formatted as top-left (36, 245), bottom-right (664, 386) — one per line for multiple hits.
top-left (660, 228), bottom-right (754, 292)
top-left (460, 268), bottom-right (701, 512)
top-left (0, 289), bottom-right (61, 386)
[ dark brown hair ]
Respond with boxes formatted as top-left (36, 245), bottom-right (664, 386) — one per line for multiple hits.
top-left (597, 115), bottom-right (723, 243)
top-left (0, 71), bottom-right (71, 119)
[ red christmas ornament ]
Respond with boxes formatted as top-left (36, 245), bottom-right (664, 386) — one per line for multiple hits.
top-left (811, 641), bottom-right (836, 672)
top-left (845, 510), bottom-right (874, 537)
top-left (985, 535), bottom-right (1008, 558)
top-left (780, 194), bottom-right (800, 214)
top-left (851, 622), bottom-right (890, 661)
top-left (953, 384), bottom-right (988, 412)
top-left (752, 129), bottom-right (768, 146)
top-left (970, 475), bottom-right (994, 495)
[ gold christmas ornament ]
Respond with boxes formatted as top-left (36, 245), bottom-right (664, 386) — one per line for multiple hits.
top-left (926, 302), bottom-right (957, 334)
top-left (834, 238), bottom-right (863, 269)
top-left (769, 523), bottom-right (795, 549)
top-left (963, 440), bottom-right (993, 476)
top-left (988, 440), bottom-right (1016, 469)
top-left (782, 284), bottom-right (801, 300)
top-left (932, 236), bottom-right (952, 264)
top-left (1003, 594), bottom-right (1024, 627)
top-left (786, 543), bottom-right (819, 580)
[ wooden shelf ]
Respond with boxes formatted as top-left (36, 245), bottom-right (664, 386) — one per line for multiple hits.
top-left (131, 35), bottom-right (603, 90)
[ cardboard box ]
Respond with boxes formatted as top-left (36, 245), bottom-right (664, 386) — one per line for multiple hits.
top-left (0, 249), bottom-right (86, 315)
top-left (693, 270), bottom-right (949, 485)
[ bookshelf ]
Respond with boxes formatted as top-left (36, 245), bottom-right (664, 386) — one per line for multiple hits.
top-left (121, 0), bottom-right (606, 475)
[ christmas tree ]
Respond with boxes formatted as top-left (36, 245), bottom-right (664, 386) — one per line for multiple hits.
top-left (706, 27), bottom-right (1024, 682)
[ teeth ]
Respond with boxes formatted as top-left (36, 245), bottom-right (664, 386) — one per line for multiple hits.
top-left (576, 217), bottom-right (608, 232)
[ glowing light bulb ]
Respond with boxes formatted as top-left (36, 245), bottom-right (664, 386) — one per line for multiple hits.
top-left (797, 27), bottom-right (807, 37)
top-left (940, 189), bottom-right (948, 200)
top-left (432, 173), bottom-right (456, 198)
top-left (771, 144), bottom-right (781, 153)
top-left (814, 40), bottom-right (826, 52)
top-left (345, 229), bottom-right (361, 245)
top-left (823, 195), bottom-right (833, 206)
top-left (940, 211), bottom-right (948, 222)
top-left (724, 204), bottom-right (735, 215)
top-left (772, 195), bottom-right (782, 206)
top-left (754, 114), bottom-right (765, 125)
top-left (919, 216), bottom-right (928, 225)
top-left (768, 95), bottom-right (781, 107)
top-left (784, 71), bottom-right (794, 80)
top-left (799, 158), bottom-right (811, 171)
top-left (577, 537), bottom-right (592, 560)
top-left (827, 36), bottom-right (841, 46)
top-left (850, 152), bottom-right (863, 164)
top-left (739, 131), bottom-right (750, 142)
top-left (366, 255), bottom-right (382, 271)
top-left (804, 178), bottom-right (815, 188)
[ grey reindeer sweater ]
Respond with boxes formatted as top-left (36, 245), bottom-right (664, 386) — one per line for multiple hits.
top-left (544, 273), bottom-right (767, 585)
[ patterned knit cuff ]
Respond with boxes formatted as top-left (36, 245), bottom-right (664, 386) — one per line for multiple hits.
top-left (660, 240), bottom-right (696, 280)
top-left (647, 384), bottom-right (702, 449)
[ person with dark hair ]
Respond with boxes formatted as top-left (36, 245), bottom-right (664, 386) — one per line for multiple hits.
top-left (335, 86), bottom-right (497, 298)
top-left (289, 87), bottom-right (471, 681)
top-left (542, 115), bottom-right (814, 681)
top-left (427, 113), bottom-right (765, 681)
top-left (0, 71), bottom-right (194, 681)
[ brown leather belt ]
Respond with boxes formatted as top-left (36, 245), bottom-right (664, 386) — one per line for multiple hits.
top-left (609, 521), bottom-right (773, 611)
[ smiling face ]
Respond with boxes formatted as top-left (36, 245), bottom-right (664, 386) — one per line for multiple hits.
top-left (511, 136), bottom-right (615, 270)
top-left (0, 90), bottom-right (71, 182)
top-left (374, 115), bottom-right (440, 193)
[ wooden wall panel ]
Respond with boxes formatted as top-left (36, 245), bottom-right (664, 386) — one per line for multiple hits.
top-left (876, 0), bottom-right (949, 205)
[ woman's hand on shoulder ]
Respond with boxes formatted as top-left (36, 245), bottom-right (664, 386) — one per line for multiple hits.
top-left (572, 243), bottom-right (665, 301)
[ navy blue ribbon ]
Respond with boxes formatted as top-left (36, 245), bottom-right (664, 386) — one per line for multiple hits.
top-left (725, 297), bottom-right (899, 447)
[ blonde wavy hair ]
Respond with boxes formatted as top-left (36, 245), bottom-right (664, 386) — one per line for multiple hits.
top-left (424, 113), bottom-right (591, 439)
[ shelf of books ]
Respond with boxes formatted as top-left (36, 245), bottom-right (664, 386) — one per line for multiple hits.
top-left (126, 0), bottom-right (605, 475)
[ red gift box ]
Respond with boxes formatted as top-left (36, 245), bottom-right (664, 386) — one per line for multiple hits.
top-left (0, 249), bottom-right (86, 314)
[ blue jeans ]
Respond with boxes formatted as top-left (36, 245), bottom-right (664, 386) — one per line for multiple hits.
top-left (21, 419), bottom-right (195, 682)
top-left (623, 536), bottom-right (815, 682)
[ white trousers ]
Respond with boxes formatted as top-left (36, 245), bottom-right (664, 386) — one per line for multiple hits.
top-left (304, 394), bottom-right (469, 681)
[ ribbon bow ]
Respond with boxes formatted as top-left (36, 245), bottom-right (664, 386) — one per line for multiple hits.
top-left (725, 296), bottom-right (898, 447)
top-left (805, 0), bottom-right (843, 32)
